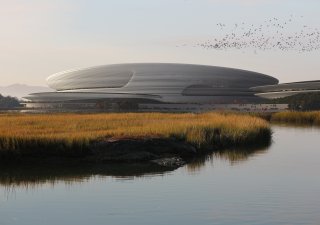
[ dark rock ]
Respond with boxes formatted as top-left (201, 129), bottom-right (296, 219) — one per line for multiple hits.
top-left (101, 151), bottom-right (158, 163)
top-left (89, 137), bottom-right (198, 163)
top-left (151, 157), bottom-right (186, 167)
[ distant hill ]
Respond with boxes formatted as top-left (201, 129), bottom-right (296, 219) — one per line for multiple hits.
top-left (0, 84), bottom-right (53, 99)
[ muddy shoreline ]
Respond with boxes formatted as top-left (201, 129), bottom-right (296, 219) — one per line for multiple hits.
top-left (0, 136), bottom-right (271, 168)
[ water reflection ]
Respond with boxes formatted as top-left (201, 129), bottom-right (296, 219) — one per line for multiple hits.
top-left (0, 163), bottom-right (176, 189)
top-left (186, 145), bottom-right (270, 172)
top-left (0, 143), bottom-right (270, 189)
top-left (1, 126), bottom-right (319, 225)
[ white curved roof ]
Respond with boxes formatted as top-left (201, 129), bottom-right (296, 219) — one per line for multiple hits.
top-left (47, 63), bottom-right (279, 92)
top-left (25, 63), bottom-right (279, 104)
top-left (252, 80), bottom-right (320, 99)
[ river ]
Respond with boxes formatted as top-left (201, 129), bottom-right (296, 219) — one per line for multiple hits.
top-left (1, 125), bottom-right (319, 225)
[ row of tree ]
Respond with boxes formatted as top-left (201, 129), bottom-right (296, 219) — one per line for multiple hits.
top-left (0, 94), bottom-right (21, 108)
top-left (269, 92), bottom-right (320, 111)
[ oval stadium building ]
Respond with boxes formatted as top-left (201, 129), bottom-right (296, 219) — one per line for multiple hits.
top-left (23, 63), bottom-right (289, 111)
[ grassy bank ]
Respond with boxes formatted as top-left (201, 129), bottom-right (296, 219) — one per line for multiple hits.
top-left (271, 111), bottom-right (320, 125)
top-left (0, 112), bottom-right (271, 159)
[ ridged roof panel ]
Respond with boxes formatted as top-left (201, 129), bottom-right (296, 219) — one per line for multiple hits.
top-left (47, 63), bottom-right (279, 91)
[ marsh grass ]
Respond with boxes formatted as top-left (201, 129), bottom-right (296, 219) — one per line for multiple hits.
top-left (0, 112), bottom-right (270, 157)
top-left (271, 111), bottom-right (320, 125)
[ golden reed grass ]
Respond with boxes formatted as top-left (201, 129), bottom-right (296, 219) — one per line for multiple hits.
top-left (0, 112), bottom-right (270, 154)
top-left (271, 111), bottom-right (320, 125)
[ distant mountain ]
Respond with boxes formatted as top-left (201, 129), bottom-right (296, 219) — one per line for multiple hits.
top-left (0, 84), bottom-right (53, 99)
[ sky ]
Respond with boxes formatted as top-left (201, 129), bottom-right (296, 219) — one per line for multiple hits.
top-left (0, 0), bottom-right (320, 86)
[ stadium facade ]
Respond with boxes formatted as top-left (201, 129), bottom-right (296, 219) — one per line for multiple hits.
top-left (23, 63), bottom-right (320, 112)
top-left (251, 80), bottom-right (320, 99)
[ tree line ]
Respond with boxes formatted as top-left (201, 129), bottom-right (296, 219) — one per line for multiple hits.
top-left (0, 94), bottom-right (21, 108)
top-left (269, 92), bottom-right (320, 111)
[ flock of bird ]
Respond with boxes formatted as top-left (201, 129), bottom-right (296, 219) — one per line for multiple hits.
top-left (179, 15), bottom-right (320, 53)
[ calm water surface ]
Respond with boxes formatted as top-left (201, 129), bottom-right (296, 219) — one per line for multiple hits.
top-left (1, 126), bottom-right (320, 225)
